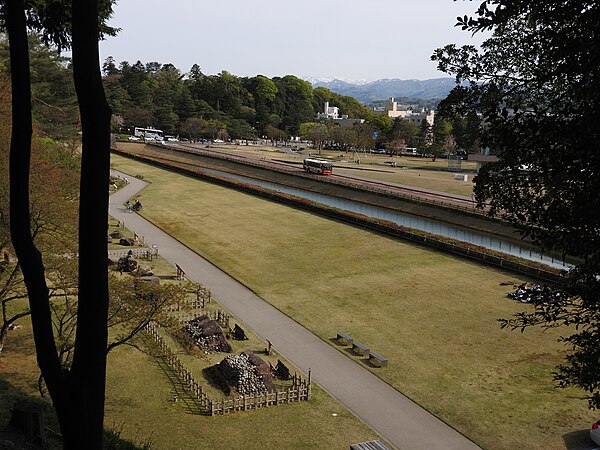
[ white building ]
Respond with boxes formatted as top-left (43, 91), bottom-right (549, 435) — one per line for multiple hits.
top-left (385, 98), bottom-right (435, 126)
top-left (317, 101), bottom-right (340, 120)
top-left (316, 101), bottom-right (366, 127)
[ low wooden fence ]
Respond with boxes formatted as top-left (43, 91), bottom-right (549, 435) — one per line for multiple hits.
top-left (145, 322), bottom-right (310, 416)
top-left (108, 247), bottom-right (157, 260)
top-left (167, 296), bottom-right (207, 311)
top-left (161, 278), bottom-right (213, 311)
top-left (176, 309), bottom-right (231, 329)
top-left (145, 322), bottom-right (213, 412)
top-left (208, 381), bottom-right (310, 415)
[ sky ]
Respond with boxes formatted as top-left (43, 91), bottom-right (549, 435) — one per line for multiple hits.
top-left (98, 0), bottom-right (486, 82)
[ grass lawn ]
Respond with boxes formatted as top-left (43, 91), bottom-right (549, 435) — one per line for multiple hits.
top-left (334, 165), bottom-right (474, 196)
top-left (0, 314), bottom-right (379, 449)
top-left (1, 251), bottom-right (379, 449)
top-left (110, 153), bottom-right (598, 450)
top-left (228, 144), bottom-right (479, 195)
top-left (119, 143), bottom-right (475, 196)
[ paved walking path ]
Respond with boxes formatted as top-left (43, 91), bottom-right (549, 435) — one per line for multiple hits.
top-left (109, 171), bottom-right (481, 450)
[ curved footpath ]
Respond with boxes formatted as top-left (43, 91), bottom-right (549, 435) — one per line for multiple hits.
top-left (109, 170), bottom-right (481, 450)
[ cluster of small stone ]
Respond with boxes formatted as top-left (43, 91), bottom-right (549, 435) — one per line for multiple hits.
top-left (184, 315), bottom-right (232, 353)
top-left (217, 353), bottom-right (269, 395)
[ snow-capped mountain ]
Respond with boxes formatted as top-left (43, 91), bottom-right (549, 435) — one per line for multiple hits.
top-left (304, 76), bottom-right (372, 86)
top-left (307, 77), bottom-right (458, 102)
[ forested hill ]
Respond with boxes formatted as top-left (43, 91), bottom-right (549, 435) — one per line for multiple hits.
top-left (102, 57), bottom-right (387, 139)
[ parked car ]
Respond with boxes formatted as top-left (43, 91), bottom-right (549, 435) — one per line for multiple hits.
top-left (591, 419), bottom-right (600, 446)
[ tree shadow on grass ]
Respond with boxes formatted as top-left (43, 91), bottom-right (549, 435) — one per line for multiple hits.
top-left (2, 331), bottom-right (36, 358)
top-left (139, 333), bottom-right (202, 416)
top-left (0, 378), bottom-right (60, 449)
top-left (156, 275), bottom-right (178, 281)
top-left (0, 379), bottom-right (150, 449)
top-left (562, 429), bottom-right (599, 450)
top-left (201, 365), bottom-right (232, 396)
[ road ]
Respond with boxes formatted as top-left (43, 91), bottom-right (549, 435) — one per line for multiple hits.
top-left (109, 170), bottom-right (482, 450)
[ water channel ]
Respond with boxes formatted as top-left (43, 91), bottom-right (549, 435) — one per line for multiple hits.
top-left (178, 163), bottom-right (569, 270)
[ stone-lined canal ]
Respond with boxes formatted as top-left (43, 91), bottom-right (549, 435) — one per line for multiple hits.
top-left (187, 165), bottom-right (568, 270)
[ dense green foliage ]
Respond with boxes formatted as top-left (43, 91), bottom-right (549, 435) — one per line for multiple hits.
top-left (0, 34), bottom-right (80, 143)
top-left (434, 0), bottom-right (600, 409)
top-left (0, 0), bottom-right (118, 50)
top-left (103, 58), bottom-right (470, 154)
top-left (0, 40), bottom-right (455, 154)
top-left (102, 58), bottom-right (392, 140)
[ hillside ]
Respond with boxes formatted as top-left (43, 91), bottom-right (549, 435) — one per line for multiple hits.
top-left (309, 77), bottom-right (457, 103)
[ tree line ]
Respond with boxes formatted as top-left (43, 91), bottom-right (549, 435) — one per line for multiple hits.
top-left (102, 57), bottom-right (482, 157)
top-left (0, 36), bottom-right (483, 158)
top-left (103, 57), bottom-right (377, 139)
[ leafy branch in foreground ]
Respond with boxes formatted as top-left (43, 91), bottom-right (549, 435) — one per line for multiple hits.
top-left (434, 0), bottom-right (600, 408)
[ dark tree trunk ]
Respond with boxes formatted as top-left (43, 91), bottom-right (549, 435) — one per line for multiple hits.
top-left (0, 323), bottom-right (8, 354)
top-left (5, 0), bottom-right (82, 444)
top-left (68, 0), bottom-right (112, 447)
top-left (6, 0), bottom-right (66, 411)
top-left (7, 0), bottom-right (111, 447)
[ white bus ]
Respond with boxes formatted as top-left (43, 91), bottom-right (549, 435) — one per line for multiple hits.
top-left (303, 158), bottom-right (333, 174)
top-left (134, 127), bottom-right (164, 141)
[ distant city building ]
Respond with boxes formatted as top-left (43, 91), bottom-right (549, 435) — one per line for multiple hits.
top-left (385, 97), bottom-right (435, 126)
top-left (316, 101), bottom-right (365, 127)
top-left (317, 101), bottom-right (340, 120)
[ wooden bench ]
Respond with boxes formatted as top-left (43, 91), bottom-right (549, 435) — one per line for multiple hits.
top-left (336, 332), bottom-right (353, 346)
top-left (352, 342), bottom-right (370, 357)
top-left (369, 351), bottom-right (388, 367)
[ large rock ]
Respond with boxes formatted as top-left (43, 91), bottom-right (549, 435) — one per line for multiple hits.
top-left (137, 265), bottom-right (154, 276)
top-left (140, 275), bottom-right (161, 285)
top-left (217, 351), bottom-right (275, 395)
top-left (117, 256), bottom-right (137, 272)
top-left (242, 350), bottom-right (272, 379)
top-left (119, 237), bottom-right (135, 246)
top-left (184, 315), bottom-right (232, 353)
top-left (110, 230), bottom-right (123, 239)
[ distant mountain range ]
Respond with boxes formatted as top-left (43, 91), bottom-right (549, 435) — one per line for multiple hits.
top-left (307, 77), bottom-right (459, 103)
